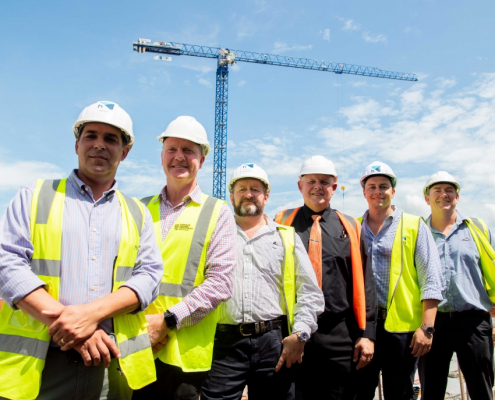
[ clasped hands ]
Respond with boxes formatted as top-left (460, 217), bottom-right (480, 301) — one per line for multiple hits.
top-left (42, 304), bottom-right (119, 368)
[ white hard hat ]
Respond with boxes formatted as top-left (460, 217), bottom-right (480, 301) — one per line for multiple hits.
top-left (298, 155), bottom-right (337, 178)
top-left (156, 116), bottom-right (210, 157)
top-left (360, 161), bottom-right (398, 188)
top-left (228, 163), bottom-right (270, 193)
top-left (73, 101), bottom-right (134, 148)
top-left (423, 171), bottom-right (461, 195)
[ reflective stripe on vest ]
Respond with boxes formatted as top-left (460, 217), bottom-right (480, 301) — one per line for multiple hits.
top-left (465, 218), bottom-right (495, 302)
top-left (278, 226), bottom-right (296, 333)
top-left (277, 207), bottom-right (367, 331)
top-left (144, 193), bottom-right (224, 372)
top-left (358, 213), bottom-right (421, 332)
top-left (0, 179), bottom-right (155, 400)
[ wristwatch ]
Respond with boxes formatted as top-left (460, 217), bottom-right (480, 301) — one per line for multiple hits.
top-left (420, 324), bottom-right (435, 335)
top-left (294, 331), bottom-right (310, 343)
top-left (164, 310), bottom-right (178, 329)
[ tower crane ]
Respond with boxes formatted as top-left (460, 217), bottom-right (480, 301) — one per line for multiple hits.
top-left (133, 39), bottom-right (418, 199)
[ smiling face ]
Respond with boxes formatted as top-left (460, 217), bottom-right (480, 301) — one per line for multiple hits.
top-left (75, 122), bottom-right (129, 184)
top-left (298, 174), bottom-right (337, 212)
top-left (161, 137), bottom-right (205, 185)
top-left (363, 175), bottom-right (395, 210)
top-left (425, 183), bottom-right (459, 213)
top-left (230, 178), bottom-right (269, 217)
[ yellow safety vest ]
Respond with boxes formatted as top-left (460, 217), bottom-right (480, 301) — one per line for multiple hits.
top-left (277, 226), bottom-right (297, 333)
top-left (0, 179), bottom-right (156, 400)
top-left (464, 218), bottom-right (495, 302)
top-left (359, 213), bottom-right (421, 332)
top-left (142, 193), bottom-right (224, 372)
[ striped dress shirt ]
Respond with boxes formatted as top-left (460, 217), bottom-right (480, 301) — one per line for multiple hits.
top-left (0, 170), bottom-right (164, 334)
top-left (361, 207), bottom-right (443, 309)
top-left (153, 184), bottom-right (237, 329)
top-left (217, 216), bottom-right (324, 336)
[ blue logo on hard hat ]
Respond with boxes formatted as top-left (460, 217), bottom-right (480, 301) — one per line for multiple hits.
top-left (98, 101), bottom-right (115, 110)
top-left (371, 165), bottom-right (381, 173)
top-left (242, 163), bottom-right (254, 169)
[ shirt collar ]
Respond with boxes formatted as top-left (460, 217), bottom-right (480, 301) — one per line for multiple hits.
top-left (158, 184), bottom-right (203, 205)
top-left (426, 210), bottom-right (465, 231)
top-left (362, 205), bottom-right (399, 223)
top-left (301, 203), bottom-right (332, 222)
top-left (68, 169), bottom-right (117, 198)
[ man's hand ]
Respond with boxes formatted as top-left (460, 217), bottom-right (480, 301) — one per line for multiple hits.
top-left (152, 336), bottom-right (169, 354)
top-left (43, 304), bottom-right (100, 349)
top-left (275, 334), bottom-right (305, 372)
top-left (73, 329), bottom-right (121, 368)
top-left (353, 337), bottom-right (374, 370)
top-left (410, 327), bottom-right (432, 357)
top-left (146, 314), bottom-right (170, 353)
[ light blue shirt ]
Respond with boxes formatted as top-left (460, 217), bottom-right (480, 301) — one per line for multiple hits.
top-left (362, 207), bottom-right (444, 309)
top-left (426, 210), bottom-right (494, 313)
top-left (0, 170), bottom-right (164, 334)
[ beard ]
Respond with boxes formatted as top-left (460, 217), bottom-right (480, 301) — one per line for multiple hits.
top-left (233, 197), bottom-right (263, 217)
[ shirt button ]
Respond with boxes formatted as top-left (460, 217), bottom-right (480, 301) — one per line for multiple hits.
top-left (90, 286), bottom-right (96, 291)
top-left (93, 228), bottom-right (97, 232)
top-left (80, 191), bottom-right (84, 195)
top-left (84, 187), bottom-right (89, 191)
top-left (92, 256), bottom-right (97, 260)
top-left (94, 204), bottom-right (98, 207)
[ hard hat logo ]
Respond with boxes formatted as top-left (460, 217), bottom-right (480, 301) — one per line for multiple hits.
top-left (98, 101), bottom-right (115, 110)
top-left (371, 165), bottom-right (381, 172)
top-left (360, 161), bottom-right (397, 188)
top-left (242, 164), bottom-right (255, 169)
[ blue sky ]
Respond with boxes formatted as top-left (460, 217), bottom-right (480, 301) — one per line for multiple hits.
top-left (1, 0), bottom-right (495, 225)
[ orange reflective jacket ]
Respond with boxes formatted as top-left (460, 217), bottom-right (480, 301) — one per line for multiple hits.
top-left (275, 207), bottom-right (366, 331)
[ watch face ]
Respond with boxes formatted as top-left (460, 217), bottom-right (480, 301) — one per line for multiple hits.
top-left (300, 332), bottom-right (310, 342)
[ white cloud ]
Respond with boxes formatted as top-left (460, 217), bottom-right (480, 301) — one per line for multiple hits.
top-left (304, 73), bottom-right (495, 226)
top-left (197, 77), bottom-right (212, 88)
top-left (362, 31), bottom-right (388, 43)
top-left (339, 18), bottom-right (360, 31)
top-left (322, 28), bottom-right (330, 41)
top-left (237, 16), bottom-right (258, 40)
top-left (0, 161), bottom-right (65, 193)
top-left (436, 77), bottom-right (457, 89)
top-left (272, 42), bottom-right (313, 54)
top-left (237, 80), bottom-right (247, 87)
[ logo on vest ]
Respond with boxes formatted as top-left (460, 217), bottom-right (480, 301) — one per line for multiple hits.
top-left (174, 223), bottom-right (194, 231)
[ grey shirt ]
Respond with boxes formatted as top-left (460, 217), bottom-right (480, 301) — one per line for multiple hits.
top-left (426, 210), bottom-right (494, 313)
top-left (217, 215), bottom-right (324, 335)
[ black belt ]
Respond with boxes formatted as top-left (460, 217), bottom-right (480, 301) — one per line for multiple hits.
top-left (377, 308), bottom-right (387, 321)
top-left (217, 318), bottom-right (283, 337)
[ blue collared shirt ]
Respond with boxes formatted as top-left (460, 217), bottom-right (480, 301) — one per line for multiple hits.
top-left (426, 210), bottom-right (494, 313)
top-left (362, 207), bottom-right (443, 308)
top-left (0, 170), bottom-right (163, 333)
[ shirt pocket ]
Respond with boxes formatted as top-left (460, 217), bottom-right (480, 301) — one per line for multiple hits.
top-left (258, 241), bottom-right (285, 276)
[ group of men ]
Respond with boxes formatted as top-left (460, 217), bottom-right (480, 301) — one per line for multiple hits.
top-left (0, 100), bottom-right (493, 400)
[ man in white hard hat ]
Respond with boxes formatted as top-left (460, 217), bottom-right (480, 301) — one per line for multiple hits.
top-left (0, 101), bottom-right (164, 400)
top-left (201, 163), bottom-right (324, 400)
top-left (419, 171), bottom-right (495, 400)
top-left (355, 161), bottom-right (443, 400)
top-left (133, 116), bottom-right (237, 400)
top-left (275, 155), bottom-right (377, 400)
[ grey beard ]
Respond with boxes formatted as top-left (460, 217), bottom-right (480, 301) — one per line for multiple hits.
top-left (234, 201), bottom-right (263, 217)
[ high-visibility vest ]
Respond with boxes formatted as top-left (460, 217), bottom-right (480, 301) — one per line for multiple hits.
top-left (459, 217), bottom-right (495, 303)
top-left (277, 226), bottom-right (297, 333)
top-left (0, 179), bottom-right (156, 400)
top-left (358, 212), bottom-right (421, 332)
top-left (275, 207), bottom-right (366, 330)
top-left (142, 193), bottom-right (225, 372)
